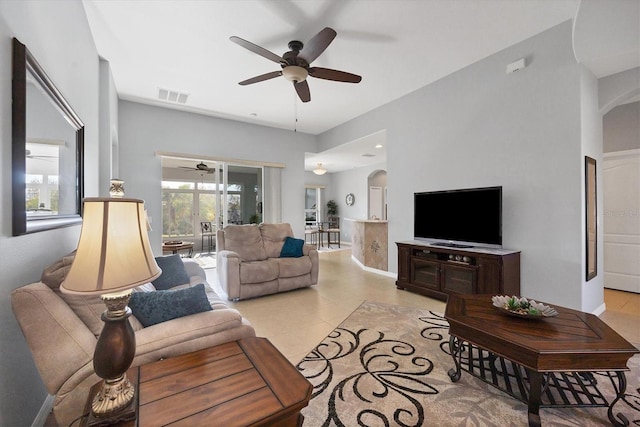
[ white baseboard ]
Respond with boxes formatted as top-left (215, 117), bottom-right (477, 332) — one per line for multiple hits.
top-left (592, 302), bottom-right (606, 316)
top-left (32, 394), bottom-right (55, 427)
top-left (351, 255), bottom-right (397, 279)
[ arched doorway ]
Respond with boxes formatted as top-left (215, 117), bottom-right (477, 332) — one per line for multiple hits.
top-left (368, 170), bottom-right (387, 220)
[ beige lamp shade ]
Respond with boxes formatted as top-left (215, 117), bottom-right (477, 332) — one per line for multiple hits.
top-left (61, 198), bottom-right (161, 295)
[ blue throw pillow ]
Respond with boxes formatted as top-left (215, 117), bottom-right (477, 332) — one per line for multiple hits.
top-left (280, 236), bottom-right (305, 258)
top-left (152, 255), bottom-right (190, 290)
top-left (129, 283), bottom-right (212, 327)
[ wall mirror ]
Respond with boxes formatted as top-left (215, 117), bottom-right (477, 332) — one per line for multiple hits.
top-left (585, 156), bottom-right (597, 281)
top-left (12, 38), bottom-right (84, 236)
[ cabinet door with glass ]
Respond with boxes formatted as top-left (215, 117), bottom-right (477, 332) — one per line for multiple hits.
top-left (411, 258), bottom-right (440, 290)
top-left (441, 263), bottom-right (478, 294)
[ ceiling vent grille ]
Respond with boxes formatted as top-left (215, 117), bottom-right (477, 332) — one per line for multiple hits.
top-left (361, 153), bottom-right (376, 158)
top-left (158, 88), bottom-right (189, 104)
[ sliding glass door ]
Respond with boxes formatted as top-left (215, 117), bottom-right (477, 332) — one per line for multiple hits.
top-left (226, 165), bottom-right (262, 225)
top-left (161, 159), bottom-right (263, 251)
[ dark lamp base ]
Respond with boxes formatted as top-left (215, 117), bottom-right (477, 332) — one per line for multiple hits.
top-left (92, 373), bottom-right (135, 415)
top-left (82, 370), bottom-right (138, 427)
top-left (82, 292), bottom-right (138, 426)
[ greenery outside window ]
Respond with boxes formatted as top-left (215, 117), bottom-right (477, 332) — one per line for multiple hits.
top-left (161, 180), bottom-right (244, 238)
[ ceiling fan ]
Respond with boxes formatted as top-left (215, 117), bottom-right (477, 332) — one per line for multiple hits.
top-left (179, 162), bottom-right (216, 173)
top-left (230, 27), bottom-right (361, 103)
top-left (25, 149), bottom-right (57, 160)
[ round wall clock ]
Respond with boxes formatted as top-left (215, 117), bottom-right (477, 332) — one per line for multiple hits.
top-left (345, 193), bottom-right (355, 206)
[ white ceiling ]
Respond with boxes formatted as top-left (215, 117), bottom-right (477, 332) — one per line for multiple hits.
top-left (83, 0), bottom-right (639, 173)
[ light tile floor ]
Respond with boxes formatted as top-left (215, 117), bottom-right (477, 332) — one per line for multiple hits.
top-left (207, 250), bottom-right (639, 363)
top-left (601, 286), bottom-right (640, 345)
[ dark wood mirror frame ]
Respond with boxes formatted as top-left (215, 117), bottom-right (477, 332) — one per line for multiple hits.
top-left (585, 156), bottom-right (597, 281)
top-left (12, 38), bottom-right (84, 236)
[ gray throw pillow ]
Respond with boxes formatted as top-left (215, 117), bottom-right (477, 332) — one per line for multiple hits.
top-left (129, 283), bottom-right (212, 327)
top-left (152, 255), bottom-right (190, 290)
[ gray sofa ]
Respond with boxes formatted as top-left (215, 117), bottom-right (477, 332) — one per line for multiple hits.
top-left (11, 254), bottom-right (255, 426)
top-left (217, 223), bottom-right (319, 300)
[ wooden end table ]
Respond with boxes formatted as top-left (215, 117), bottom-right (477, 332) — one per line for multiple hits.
top-left (82, 337), bottom-right (312, 427)
top-left (445, 293), bottom-right (639, 427)
top-left (161, 241), bottom-right (194, 257)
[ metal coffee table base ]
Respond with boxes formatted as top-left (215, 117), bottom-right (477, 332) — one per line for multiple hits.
top-left (447, 336), bottom-right (631, 426)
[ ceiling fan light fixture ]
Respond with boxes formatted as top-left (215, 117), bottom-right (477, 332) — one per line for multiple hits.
top-left (282, 66), bottom-right (308, 83)
top-left (313, 163), bottom-right (327, 175)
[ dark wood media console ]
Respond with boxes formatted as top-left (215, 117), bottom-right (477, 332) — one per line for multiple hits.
top-left (396, 241), bottom-right (520, 301)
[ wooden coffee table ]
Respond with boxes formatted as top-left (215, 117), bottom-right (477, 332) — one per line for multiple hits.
top-left (445, 293), bottom-right (639, 427)
top-left (83, 337), bottom-right (312, 426)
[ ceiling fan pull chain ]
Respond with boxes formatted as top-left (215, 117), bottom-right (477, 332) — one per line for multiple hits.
top-left (294, 92), bottom-right (298, 133)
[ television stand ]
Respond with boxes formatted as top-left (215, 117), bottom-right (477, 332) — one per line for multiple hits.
top-left (431, 242), bottom-right (474, 249)
top-left (396, 241), bottom-right (520, 301)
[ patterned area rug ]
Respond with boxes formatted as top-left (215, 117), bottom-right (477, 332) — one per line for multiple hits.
top-left (296, 301), bottom-right (640, 426)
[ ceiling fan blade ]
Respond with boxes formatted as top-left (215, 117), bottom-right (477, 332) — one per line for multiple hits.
top-left (309, 67), bottom-right (362, 83)
top-left (299, 27), bottom-right (336, 64)
top-left (238, 70), bottom-right (283, 86)
top-left (294, 80), bottom-right (310, 103)
top-left (230, 36), bottom-right (285, 64)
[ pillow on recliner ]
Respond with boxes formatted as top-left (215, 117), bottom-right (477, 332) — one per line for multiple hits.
top-left (152, 255), bottom-right (190, 290)
top-left (280, 237), bottom-right (305, 258)
top-left (41, 251), bottom-right (77, 289)
top-left (129, 283), bottom-right (212, 327)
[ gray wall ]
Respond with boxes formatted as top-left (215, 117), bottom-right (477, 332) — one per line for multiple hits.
top-left (319, 21), bottom-right (600, 311)
top-left (599, 67), bottom-right (640, 114)
top-left (603, 102), bottom-right (640, 153)
top-left (98, 58), bottom-right (120, 195)
top-left (0, 2), bottom-right (101, 425)
top-left (118, 101), bottom-right (317, 250)
top-left (328, 163), bottom-right (387, 242)
top-left (578, 64), bottom-right (605, 313)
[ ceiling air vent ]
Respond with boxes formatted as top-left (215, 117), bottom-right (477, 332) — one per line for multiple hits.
top-left (158, 88), bottom-right (189, 104)
top-left (361, 153), bottom-right (376, 158)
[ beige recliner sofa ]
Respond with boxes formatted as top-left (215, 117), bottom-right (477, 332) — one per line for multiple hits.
top-left (217, 223), bottom-right (319, 300)
top-left (11, 255), bottom-right (255, 426)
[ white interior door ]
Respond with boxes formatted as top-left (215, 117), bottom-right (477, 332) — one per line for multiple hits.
top-left (603, 150), bottom-right (640, 293)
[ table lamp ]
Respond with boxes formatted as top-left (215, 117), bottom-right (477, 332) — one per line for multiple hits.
top-left (61, 197), bottom-right (161, 423)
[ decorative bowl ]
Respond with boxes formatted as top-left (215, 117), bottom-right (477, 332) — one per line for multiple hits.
top-left (491, 295), bottom-right (559, 319)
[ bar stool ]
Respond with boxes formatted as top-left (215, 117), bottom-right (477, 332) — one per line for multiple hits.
top-left (326, 217), bottom-right (341, 248)
top-left (200, 221), bottom-right (215, 253)
top-left (304, 223), bottom-right (320, 249)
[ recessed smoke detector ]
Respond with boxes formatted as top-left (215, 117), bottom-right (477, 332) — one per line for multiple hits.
top-left (158, 87), bottom-right (189, 104)
top-left (361, 153), bottom-right (376, 158)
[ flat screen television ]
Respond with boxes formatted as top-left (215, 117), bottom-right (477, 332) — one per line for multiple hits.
top-left (414, 186), bottom-right (502, 248)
